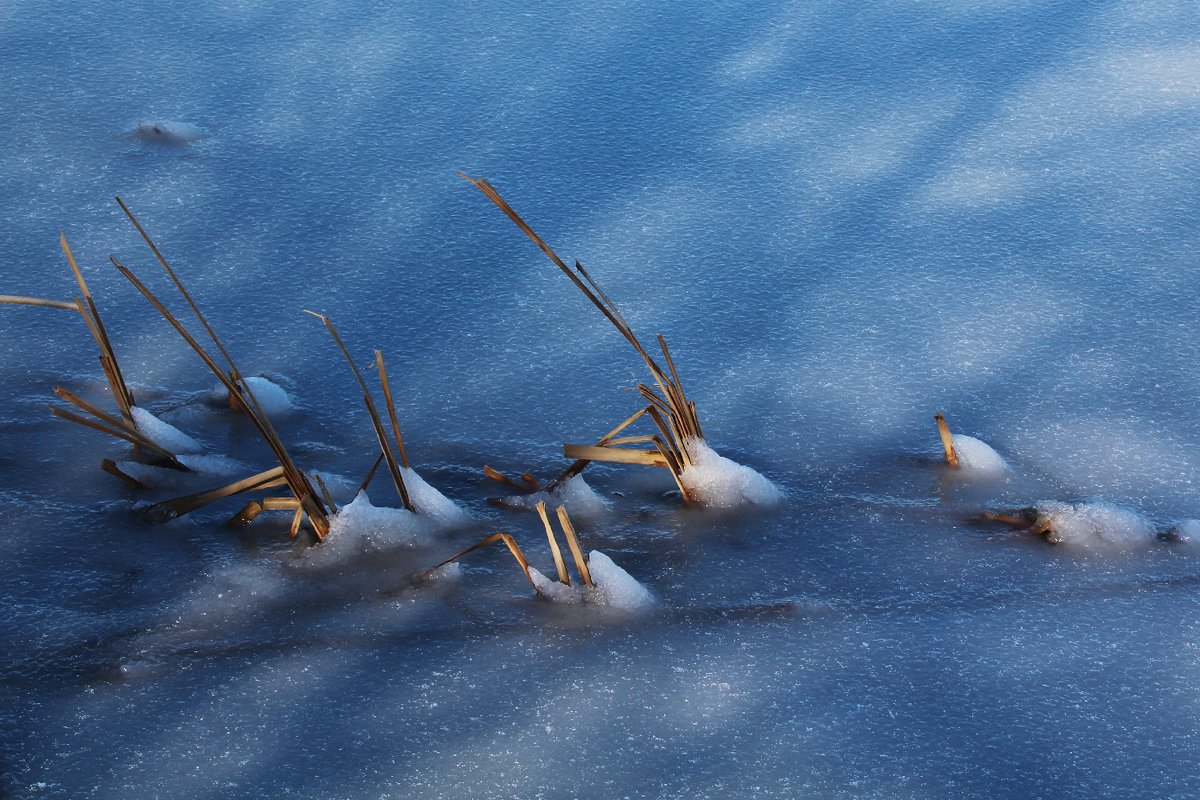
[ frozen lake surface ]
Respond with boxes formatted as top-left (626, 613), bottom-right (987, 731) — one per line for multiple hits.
top-left (3, 2), bottom-right (1200, 797)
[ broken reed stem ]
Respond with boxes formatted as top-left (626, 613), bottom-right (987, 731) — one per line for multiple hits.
top-left (546, 405), bottom-right (651, 492)
top-left (374, 350), bottom-right (411, 469)
top-left (357, 451), bottom-right (386, 496)
top-left (101, 459), bottom-right (145, 488)
top-left (53, 385), bottom-right (183, 464)
top-left (935, 413), bottom-right (959, 468)
top-left (555, 505), bottom-right (592, 587)
top-left (0, 295), bottom-right (76, 311)
top-left (484, 465), bottom-right (540, 494)
top-left (61, 234), bottom-right (136, 422)
top-left (651, 436), bottom-right (694, 504)
top-left (49, 406), bottom-right (185, 468)
top-left (304, 311), bottom-right (413, 512)
top-left (536, 501), bottom-right (570, 585)
top-left (312, 473), bottom-right (338, 514)
top-left (228, 496), bottom-right (305, 527)
top-left (416, 532), bottom-right (545, 599)
top-left (144, 465), bottom-right (287, 522)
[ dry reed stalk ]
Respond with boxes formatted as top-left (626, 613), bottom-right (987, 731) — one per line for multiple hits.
top-left (114, 256), bottom-right (330, 536)
top-left (229, 495), bottom-right (304, 527)
top-left (100, 459), bottom-right (146, 488)
top-left (0, 295), bottom-right (76, 311)
top-left (144, 465), bottom-right (287, 522)
top-left (52, 385), bottom-right (184, 466)
top-left (460, 174), bottom-right (704, 498)
top-left (357, 451), bottom-right (386, 496)
top-left (535, 501), bottom-right (570, 585)
top-left (561, 444), bottom-right (669, 467)
top-left (312, 473), bottom-right (338, 514)
top-left (60, 234), bottom-right (137, 424)
top-left (288, 504), bottom-right (305, 538)
top-left (108, 200), bottom-right (330, 537)
top-left (935, 413), bottom-right (959, 468)
top-left (415, 532), bottom-right (545, 598)
top-left (554, 504), bottom-right (592, 587)
top-left (304, 311), bottom-right (414, 512)
top-left (546, 405), bottom-right (650, 492)
top-left (374, 350), bottom-right (411, 469)
top-left (484, 465), bottom-right (540, 494)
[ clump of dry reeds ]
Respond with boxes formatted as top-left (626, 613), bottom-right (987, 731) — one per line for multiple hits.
top-left (415, 503), bottom-right (591, 598)
top-left (302, 311), bottom-right (422, 514)
top-left (4, 199), bottom-right (331, 537)
top-left (460, 173), bottom-right (703, 503)
top-left (1, 234), bottom-right (193, 472)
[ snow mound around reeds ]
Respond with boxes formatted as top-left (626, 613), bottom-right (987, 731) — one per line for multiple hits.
top-left (205, 375), bottom-right (293, 417)
top-left (679, 439), bottom-right (782, 508)
top-left (528, 550), bottom-right (654, 610)
top-left (951, 434), bottom-right (1008, 475)
top-left (1034, 501), bottom-right (1156, 548)
top-left (506, 475), bottom-right (610, 517)
top-left (322, 491), bottom-right (435, 551)
top-left (131, 406), bottom-right (206, 454)
top-left (401, 466), bottom-right (470, 524)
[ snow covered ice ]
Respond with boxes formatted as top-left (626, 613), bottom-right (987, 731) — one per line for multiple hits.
top-left (4, 2), bottom-right (1200, 799)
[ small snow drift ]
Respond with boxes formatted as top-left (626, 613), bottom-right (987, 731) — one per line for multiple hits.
top-left (400, 466), bottom-right (470, 524)
top-left (529, 550), bottom-right (654, 610)
top-left (206, 376), bottom-right (293, 417)
top-left (130, 406), bottom-right (206, 454)
top-left (317, 491), bottom-right (435, 557)
top-left (131, 121), bottom-right (204, 145)
top-left (584, 550), bottom-right (655, 609)
top-left (496, 474), bottom-right (610, 517)
top-left (951, 434), bottom-right (1008, 475)
top-left (679, 439), bottom-right (782, 509)
top-left (1033, 501), bottom-right (1156, 548)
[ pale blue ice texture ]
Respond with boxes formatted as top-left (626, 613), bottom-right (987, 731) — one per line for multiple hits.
top-left (3, 2), bottom-right (1200, 798)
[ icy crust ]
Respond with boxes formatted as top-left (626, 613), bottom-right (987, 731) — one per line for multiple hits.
top-left (131, 406), bottom-right (205, 454)
top-left (951, 434), bottom-right (1008, 475)
top-left (528, 550), bottom-right (654, 610)
top-left (401, 466), bottom-right (469, 524)
top-left (1035, 501), bottom-right (1156, 548)
top-left (679, 439), bottom-right (782, 508)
